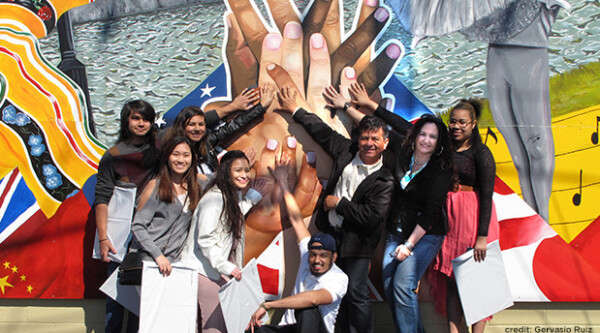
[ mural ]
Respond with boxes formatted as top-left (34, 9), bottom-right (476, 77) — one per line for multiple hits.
top-left (0, 0), bottom-right (599, 307)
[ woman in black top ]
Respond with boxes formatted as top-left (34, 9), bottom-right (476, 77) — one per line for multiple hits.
top-left (428, 100), bottom-right (499, 333)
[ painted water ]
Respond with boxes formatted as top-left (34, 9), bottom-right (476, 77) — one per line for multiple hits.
top-left (38, 0), bottom-right (600, 146)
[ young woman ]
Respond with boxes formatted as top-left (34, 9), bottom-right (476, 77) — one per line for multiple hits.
top-left (181, 150), bottom-right (265, 332)
top-left (94, 99), bottom-right (160, 333)
top-left (165, 85), bottom-right (274, 174)
top-left (129, 136), bottom-right (201, 276)
top-left (428, 100), bottom-right (499, 333)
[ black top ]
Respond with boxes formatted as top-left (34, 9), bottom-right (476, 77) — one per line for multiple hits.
top-left (453, 143), bottom-right (496, 236)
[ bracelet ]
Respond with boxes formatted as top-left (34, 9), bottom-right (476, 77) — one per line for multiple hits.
top-left (260, 302), bottom-right (268, 310)
top-left (99, 238), bottom-right (108, 242)
top-left (343, 102), bottom-right (352, 112)
top-left (403, 240), bottom-right (415, 251)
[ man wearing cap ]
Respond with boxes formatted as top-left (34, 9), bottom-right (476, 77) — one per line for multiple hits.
top-left (277, 87), bottom-right (395, 333)
top-left (246, 162), bottom-right (348, 333)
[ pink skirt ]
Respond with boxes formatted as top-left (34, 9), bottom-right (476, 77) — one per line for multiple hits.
top-left (427, 190), bottom-right (499, 317)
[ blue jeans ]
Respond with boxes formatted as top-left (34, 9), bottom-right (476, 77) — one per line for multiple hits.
top-left (382, 233), bottom-right (445, 333)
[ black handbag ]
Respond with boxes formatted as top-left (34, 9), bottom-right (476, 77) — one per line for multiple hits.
top-left (118, 251), bottom-right (151, 285)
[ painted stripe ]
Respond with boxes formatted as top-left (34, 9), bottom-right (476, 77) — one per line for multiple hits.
top-left (501, 240), bottom-right (550, 301)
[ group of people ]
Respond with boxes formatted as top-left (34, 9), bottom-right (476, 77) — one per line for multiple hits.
top-left (94, 80), bottom-right (499, 333)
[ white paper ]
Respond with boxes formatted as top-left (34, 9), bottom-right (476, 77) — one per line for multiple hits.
top-left (139, 262), bottom-right (198, 333)
top-left (218, 259), bottom-right (267, 333)
top-left (452, 240), bottom-right (514, 325)
top-left (93, 184), bottom-right (137, 263)
top-left (99, 268), bottom-right (142, 316)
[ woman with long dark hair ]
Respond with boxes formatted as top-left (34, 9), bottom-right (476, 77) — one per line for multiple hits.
top-left (129, 136), bottom-right (200, 276)
top-left (428, 99), bottom-right (499, 333)
top-left (165, 85), bottom-right (274, 174)
top-left (182, 150), bottom-right (265, 332)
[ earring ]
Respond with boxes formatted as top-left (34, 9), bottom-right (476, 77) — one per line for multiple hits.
top-left (436, 146), bottom-right (444, 156)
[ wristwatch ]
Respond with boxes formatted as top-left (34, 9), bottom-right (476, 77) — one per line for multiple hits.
top-left (343, 102), bottom-right (352, 112)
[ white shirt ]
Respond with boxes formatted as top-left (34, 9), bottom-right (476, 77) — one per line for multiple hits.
top-left (279, 237), bottom-right (348, 333)
top-left (328, 154), bottom-right (383, 228)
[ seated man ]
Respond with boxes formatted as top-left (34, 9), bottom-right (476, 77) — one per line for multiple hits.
top-left (246, 160), bottom-right (348, 333)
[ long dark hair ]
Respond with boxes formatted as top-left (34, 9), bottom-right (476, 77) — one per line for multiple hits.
top-left (402, 114), bottom-right (454, 172)
top-left (157, 136), bottom-right (200, 210)
top-left (450, 99), bottom-right (483, 146)
top-left (117, 99), bottom-right (157, 144)
top-left (165, 106), bottom-right (207, 157)
top-left (204, 150), bottom-right (249, 240)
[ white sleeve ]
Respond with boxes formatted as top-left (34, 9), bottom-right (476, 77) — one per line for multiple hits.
top-left (319, 269), bottom-right (348, 304)
top-left (195, 190), bottom-right (237, 276)
top-left (239, 188), bottom-right (263, 214)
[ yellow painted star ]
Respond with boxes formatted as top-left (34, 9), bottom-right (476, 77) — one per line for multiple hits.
top-left (20, 275), bottom-right (26, 281)
top-left (11, 266), bottom-right (18, 274)
top-left (0, 275), bottom-right (14, 294)
top-left (26, 285), bottom-right (33, 294)
top-left (2, 261), bottom-right (10, 269)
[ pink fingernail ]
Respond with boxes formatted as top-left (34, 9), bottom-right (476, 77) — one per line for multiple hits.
top-left (374, 8), bottom-right (389, 22)
top-left (310, 34), bottom-right (324, 49)
top-left (284, 22), bottom-right (302, 40)
top-left (344, 67), bottom-right (356, 80)
top-left (365, 0), bottom-right (378, 7)
top-left (306, 151), bottom-right (316, 163)
top-left (227, 16), bottom-right (232, 28)
top-left (386, 43), bottom-right (401, 59)
top-left (287, 137), bottom-right (297, 149)
top-left (267, 63), bottom-right (276, 71)
top-left (265, 34), bottom-right (282, 50)
top-left (384, 98), bottom-right (394, 111)
top-left (266, 139), bottom-right (278, 151)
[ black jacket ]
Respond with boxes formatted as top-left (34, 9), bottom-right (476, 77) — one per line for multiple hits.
top-left (293, 108), bottom-right (395, 258)
top-left (200, 103), bottom-right (266, 171)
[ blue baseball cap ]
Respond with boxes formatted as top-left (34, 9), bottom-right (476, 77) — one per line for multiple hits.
top-left (308, 233), bottom-right (336, 253)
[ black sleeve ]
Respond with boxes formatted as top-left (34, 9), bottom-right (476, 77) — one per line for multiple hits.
top-left (94, 151), bottom-right (116, 206)
top-left (293, 108), bottom-right (353, 158)
top-left (203, 110), bottom-right (222, 130)
top-left (335, 174), bottom-right (395, 229)
top-left (474, 144), bottom-right (496, 236)
top-left (373, 105), bottom-right (413, 136)
top-left (207, 104), bottom-right (266, 146)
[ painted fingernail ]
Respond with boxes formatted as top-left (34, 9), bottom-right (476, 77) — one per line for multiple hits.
top-left (344, 67), bottom-right (356, 80)
top-left (266, 139), bottom-right (278, 151)
top-left (267, 63), bottom-right (276, 71)
top-left (287, 137), bottom-right (297, 149)
top-left (265, 33), bottom-right (282, 50)
top-left (310, 34), bottom-right (324, 49)
top-left (227, 16), bottom-right (232, 28)
top-left (386, 43), bottom-right (401, 59)
top-left (374, 8), bottom-right (389, 22)
top-left (383, 98), bottom-right (394, 111)
top-left (284, 22), bottom-right (302, 40)
top-left (306, 151), bottom-right (316, 163)
top-left (365, 0), bottom-right (378, 7)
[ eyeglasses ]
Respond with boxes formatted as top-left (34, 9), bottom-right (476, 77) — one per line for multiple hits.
top-left (448, 118), bottom-right (473, 127)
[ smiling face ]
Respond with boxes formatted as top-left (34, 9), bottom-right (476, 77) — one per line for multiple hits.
top-left (185, 115), bottom-right (206, 143)
top-left (448, 108), bottom-right (475, 145)
top-left (229, 158), bottom-right (250, 190)
top-left (127, 111), bottom-right (152, 139)
top-left (415, 122), bottom-right (439, 157)
top-left (168, 142), bottom-right (193, 177)
top-left (357, 127), bottom-right (389, 164)
top-left (308, 245), bottom-right (336, 277)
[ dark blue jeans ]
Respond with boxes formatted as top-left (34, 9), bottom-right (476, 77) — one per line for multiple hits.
top-left (105, 261), bottom-right (138, 333)
top-left (382, 233), bottom-right (445, 333)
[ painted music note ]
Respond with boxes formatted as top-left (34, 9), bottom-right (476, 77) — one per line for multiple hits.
top-left (484, 127), bottom-right (498, 145)
top-left (572, 169), bottom-right (582, 206)
top-left (591, 116), bottom-right (600, 144)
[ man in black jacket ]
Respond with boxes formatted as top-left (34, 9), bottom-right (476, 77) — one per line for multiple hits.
top-left (278, 87), bottom-right (395, 333)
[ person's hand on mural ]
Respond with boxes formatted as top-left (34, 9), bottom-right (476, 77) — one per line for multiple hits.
top-left (221, 0), bottom-right (402, 262)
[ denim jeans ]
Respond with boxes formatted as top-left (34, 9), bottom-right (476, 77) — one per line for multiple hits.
top-left (382, 233), bottom-right (445, 333)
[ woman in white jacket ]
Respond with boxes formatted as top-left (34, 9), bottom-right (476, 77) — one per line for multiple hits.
top-left (182, 150), bottom-right (264, 332)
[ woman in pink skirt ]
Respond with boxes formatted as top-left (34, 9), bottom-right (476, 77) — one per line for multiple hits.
top-left (428, 100), bottom-right (500, 333)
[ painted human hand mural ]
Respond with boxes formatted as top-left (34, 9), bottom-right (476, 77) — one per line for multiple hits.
top-left (217, 0), bottom-right (403, 261)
